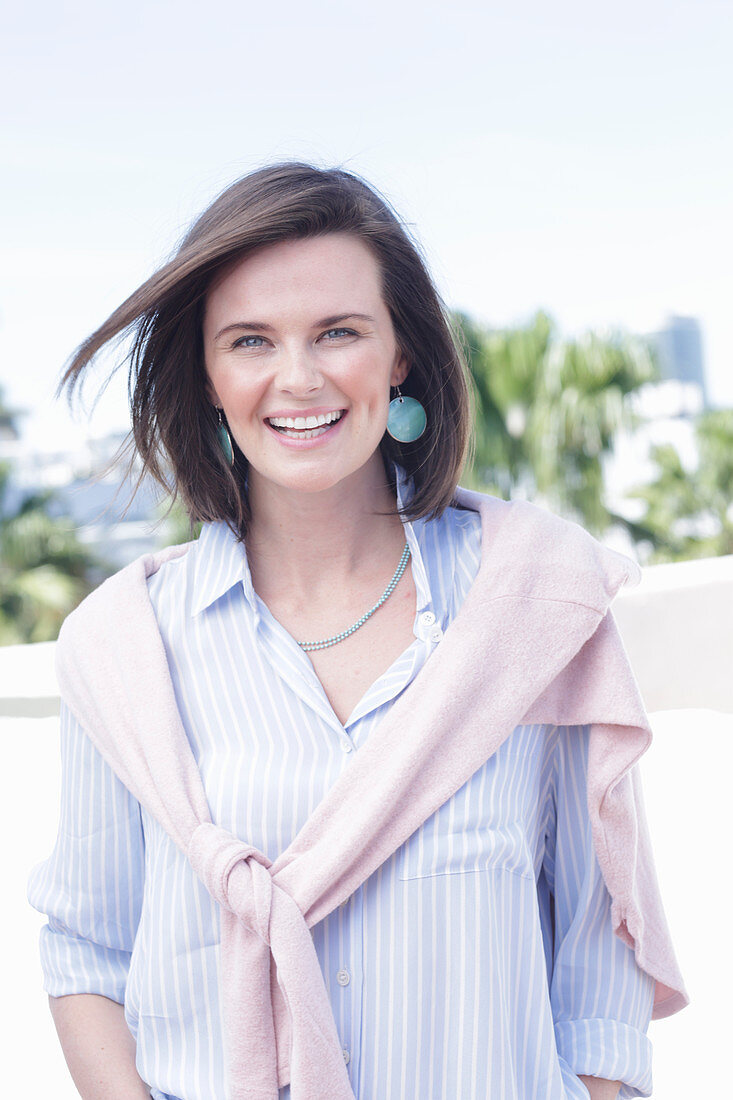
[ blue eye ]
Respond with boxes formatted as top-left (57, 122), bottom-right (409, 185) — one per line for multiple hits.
top-left (232, 335), bottom-right (265, 349)
top-left (323, 328), bottom-right (356, 340)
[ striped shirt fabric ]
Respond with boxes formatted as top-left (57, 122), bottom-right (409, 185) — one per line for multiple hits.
top-left (28, 468), bottom-right (655, 1099)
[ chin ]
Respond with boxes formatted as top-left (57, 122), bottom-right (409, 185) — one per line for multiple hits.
top-left (278, 470), bottom-right (352, 495)
top-left (251, 455), bottom-right (380, 499)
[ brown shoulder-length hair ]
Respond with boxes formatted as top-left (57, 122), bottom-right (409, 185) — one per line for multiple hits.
top-left (60, 161), bottom-right (474, 537)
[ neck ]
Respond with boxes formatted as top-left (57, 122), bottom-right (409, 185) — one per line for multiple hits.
top-left (245, 458), bottom-right (406, 597)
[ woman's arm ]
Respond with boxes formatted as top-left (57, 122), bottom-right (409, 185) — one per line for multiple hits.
top-left (49, 994), bottom-right (151, 1099)
top-left (539, 726), bottom-right (655, 1097)
top-left (578, 1075), bottom-right (622, 1100)
top-left (28, 703), bottom-right (148, 1093)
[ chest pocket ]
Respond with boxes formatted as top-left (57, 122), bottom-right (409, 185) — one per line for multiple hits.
top-left (397, 731), bottom-right (543, 882)
top-left (398, 819), bottom-right (534, 881)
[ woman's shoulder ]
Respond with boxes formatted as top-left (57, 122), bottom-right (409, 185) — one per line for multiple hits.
top-left (144, 537), bottom-right (198, 605)
top-left (59, 539), bottom-right (196, 649)
top-left (451, 484), bottom-right (626, 554)
top-left (449, 484), bottom-right (641, 607)
top-left (451, 484), bottom-right (588, 538)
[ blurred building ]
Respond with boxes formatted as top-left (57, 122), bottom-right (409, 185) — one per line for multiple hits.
top-left (1, 430), bottom-right (174, 569)
top-left (647, 315), bottom-right (709, 415)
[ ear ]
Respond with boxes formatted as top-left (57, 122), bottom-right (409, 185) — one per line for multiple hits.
top-left (205, 378), bottom-right (222, 407)
top-left (390, 350), bottom-right (410, 388)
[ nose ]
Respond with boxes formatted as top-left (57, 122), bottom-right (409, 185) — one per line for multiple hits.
top-left (275, 347), bottom-right (324, 397)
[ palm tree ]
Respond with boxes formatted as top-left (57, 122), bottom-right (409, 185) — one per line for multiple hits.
top-left (534, 329), bottom-right (657, 533)
top-left (455, 311), bottom-right (657, 535)
top-left (625, 409), bottom-right (733, 561)
top-left (454, 310), bottom-right (554, 500)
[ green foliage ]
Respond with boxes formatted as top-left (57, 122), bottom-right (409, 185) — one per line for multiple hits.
top-left (0, 462), bottom-right (106, 644)
top-left (456, 310), bottom-right (554, 499)
top-left (0, 457), bottom-right (110, 642)
top-left (455, 310), bottom-right (657, 535)
top-left (155, 498), bottom-right (202, 547)
top-left (0, 384), bottom-right (106, 644)
top-left (627, 409), bottom-right (733, 561)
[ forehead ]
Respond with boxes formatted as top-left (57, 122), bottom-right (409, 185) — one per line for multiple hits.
top-left (204, 233), bottom-right (384, 322)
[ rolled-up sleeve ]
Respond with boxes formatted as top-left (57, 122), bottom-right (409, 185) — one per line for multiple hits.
top-left (540, 724), bottom-right (656, 1099)
top-left (27, 700), bottom-right (145, 1004)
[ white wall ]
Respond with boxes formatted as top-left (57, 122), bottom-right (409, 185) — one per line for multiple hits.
top-left (5, 716), bottom-right (78, 1097)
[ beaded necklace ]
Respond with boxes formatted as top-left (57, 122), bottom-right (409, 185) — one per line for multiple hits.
top-left (297, 542), bottom-right (411, 652)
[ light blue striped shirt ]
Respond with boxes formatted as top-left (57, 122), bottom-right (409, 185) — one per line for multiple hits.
top-left (28, 469), bottom-right (655, 1099)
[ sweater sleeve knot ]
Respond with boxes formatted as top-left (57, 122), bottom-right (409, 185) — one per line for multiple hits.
top-left (187, 821), bottom-right (275, 944)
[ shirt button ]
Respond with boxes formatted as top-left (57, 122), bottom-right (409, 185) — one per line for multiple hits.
top-left (340, 739), bottom-right (353, 753)
top-left (336, 968), bottom-right (350, 986)
top-left (429, 626), bottom-right (443, 643)
top-left (342, 1048), bottom-right (350, 1064)
top-left (420, 610), bottom-right (436, 627)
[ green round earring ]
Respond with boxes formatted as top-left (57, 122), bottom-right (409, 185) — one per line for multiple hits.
top-left (216, 408), bottom-right (234, 467)
top-left (386, 386), bottom-right (427, 443)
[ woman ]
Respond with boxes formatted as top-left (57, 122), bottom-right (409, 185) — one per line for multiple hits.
top-left (28, 162), bottom-right (688, 1100)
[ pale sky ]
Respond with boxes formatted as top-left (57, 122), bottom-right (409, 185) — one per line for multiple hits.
top-left (2, 0), bottom-right (731, 449)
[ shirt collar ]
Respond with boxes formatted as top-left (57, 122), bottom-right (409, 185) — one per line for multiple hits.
top-left (190, 521), bottom-right (255, 618)
top-left (190, 463), bottom-right (434, 619)
top-left (394, 465), bottom-right (433, 616)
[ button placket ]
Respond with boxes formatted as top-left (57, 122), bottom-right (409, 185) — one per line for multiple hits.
top-left (333, 887), bottom-right (363, 1085)
top-left (416, 608), bottom-right (443, 644)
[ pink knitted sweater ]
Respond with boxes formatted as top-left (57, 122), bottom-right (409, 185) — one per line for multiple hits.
top-left (55, 487), bottom-right (689, 1100)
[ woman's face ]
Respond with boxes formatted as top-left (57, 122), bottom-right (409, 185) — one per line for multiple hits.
top-left (203, 232), bottom-right (408, 501)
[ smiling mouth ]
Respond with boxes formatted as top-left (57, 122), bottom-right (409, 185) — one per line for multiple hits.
top-left (266, 410), bottom-right (345, 439)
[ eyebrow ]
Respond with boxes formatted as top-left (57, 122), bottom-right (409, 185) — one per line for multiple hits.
top-left (213, 312), bottom-right (377, 341)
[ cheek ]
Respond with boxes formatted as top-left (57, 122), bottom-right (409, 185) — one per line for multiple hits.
top-left (210, 366), bottom-right (267, 413)
top-left (343, 351), bottom-right (392, 400)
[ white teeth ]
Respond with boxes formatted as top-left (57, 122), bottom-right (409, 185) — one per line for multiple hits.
top-left (268, 411), bottom-right (343, 429)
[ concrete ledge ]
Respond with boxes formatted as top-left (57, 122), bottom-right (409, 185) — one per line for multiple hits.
top-left (0, 642), bottom-right (59, 717)
top-left (614, 554), bottom-right (733, 713)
